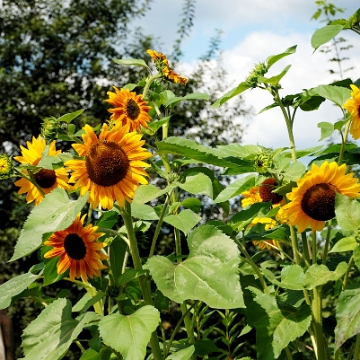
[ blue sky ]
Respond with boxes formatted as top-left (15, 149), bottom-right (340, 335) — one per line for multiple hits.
top-left (134, 0), bottom-right (360, 151)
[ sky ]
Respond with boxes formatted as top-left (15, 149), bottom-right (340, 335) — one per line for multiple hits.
top-left (133, 0), bottom-right (360, 153)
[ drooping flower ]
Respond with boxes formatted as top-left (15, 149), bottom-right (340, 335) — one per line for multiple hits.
top-left (249, 217), bottom-right (279, 250)
top-left (283, 161), bottom-right (360, 232)
top-left (44, 213), bottom-right (108, 282)
top-left (65, 123), bottom-right (151, 210)
top-left (343, 84), bottom-right (360, 140)
top-left (0, 154), bottom-right (13, 179)
top-left (105, 87), bottom-right (151, 132)
top-left (14, 136), bottom-right (72, 205)
top-left (147, 49), bottom-right (188, 85)
top-left (241, 178), bottom-right (283, 208)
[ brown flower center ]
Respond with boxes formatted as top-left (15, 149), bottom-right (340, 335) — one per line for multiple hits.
top-left (64, 233), bottom-right (86, 260)
top-left (34, 168), bottom-right (56, 188)
top-left (301, 183), bottom-right (337, 221)
top-left (86, 142), bottom-right (129, 187)
top-left (259, 178), bottom-right (283, 204)
top-left (358, 105), bottom-right (360, 117)
top-left (127, 98), bottom-right (140, 120)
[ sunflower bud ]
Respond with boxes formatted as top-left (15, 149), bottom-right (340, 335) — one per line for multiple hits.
top-left (245, 62), bottom-right (268, 88)
top-left (41, 116), bottom-right (61, 141)
top-left (0, 154), bottom-right (13, 179)
top-left (254, 150), bottom-right (274, 174)
top-left (106, 285), bottom-right (120, 299)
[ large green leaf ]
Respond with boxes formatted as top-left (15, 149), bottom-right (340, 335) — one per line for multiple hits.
top-left (335, 287), bottom-right (360, 350)
top-left (211, 81), bottom-right (250, 108)
top-left (10, 189), bottom-right (88, 261)
top-left (247, 294), bottom-right (311, 360)
top-left (0, 272), bottom-right (40, 309)
top-left (131, 203), bottom-right (159, 220)
top-left (263, 262), bottom-right (347, 290)
top-left (145, 225), bottom-right (244, 309)
top-left (177, 172), bottom-right (213, 198)
top-left (57, 109), bottom-right (86, 124)
top-left (164, 92), bottom-right (209, 107)
top-left (311, 24), bottom-right (345, 50)
top-left (266, 45), bottom-right (297, 68)
top-left (156, 137), bottom-right (235, 168)
top-left (99, 305), bottom-right (160, 360)
top-left (133, 184), bottom-right (177, 204)
top-left (214, 174), bottom-right (256, 203)
top-left (335, 193), bottom-right (360, 236)
top-left (308, 85), bottom-right (351, 107)
top-left (112, 58), bottom-right (149, 68)
top-left (329, 236), bottom-right (358, 253)
top-left (21, 298), bottom-right (98, 360)
top-left (163, 209), bottom-right (201, 235)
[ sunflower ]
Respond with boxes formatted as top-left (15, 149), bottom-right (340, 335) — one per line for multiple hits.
top-left (14, 135), bottom-right (72, 205)
top-left (249, 217), bottom-right (279, 250)
top-left (283, 161), bottom-right (360, 233)
top-left (0, 154), bottom-right (13, 178)
top-left (105, 87), bottom-right (151, 132)
top-left (241, 178), bottom-right (283, 208)
top-left (44, 213), bottom-right (108, 282)
top-left (65, 123), bottom-right (151, 210)
top-left (344, 84), bottom-right (360, 140)
top-left (146, 49), bottom-right (188, 85)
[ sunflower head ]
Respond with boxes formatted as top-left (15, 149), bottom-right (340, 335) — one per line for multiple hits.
top-left (44, 213), bottom-right (108, 282)
top-left (283, 161), bottom-right (360, 232)
top-left (65, 123), bottom-right (152, 210)
top-left (0, 154), bottom-right (13, 179)
top-left (147, 49), bottom-right (188, 85)
top-left (259, 178), bottom-right (283, 204)
top-left (241, 186), bottom-right (262, 208)
top-left (105, 87), bottom-right (152, 132)
top-left (343, 84), bottom-right (360, 140)
top-left (14, 135), bottom-right (72, 205)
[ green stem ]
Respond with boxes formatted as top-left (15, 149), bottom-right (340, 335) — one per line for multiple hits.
top-left (290, 225), bottom-right (301, 265)
top-left (149, 192), bottom-right (172, 258)
top-left (338, 114), bottom-right (351, 165)
top-left (312, 286), bottom-right (326, 360)
top-left (14, 167), bottom-right (46, 197)
top-left (235, 239), bottom-right (269, 293)
top-left (312, 232), bottom-right (318, 265)
top-left (285, 346), bottom-right (293, 360)
top-left (119, 202), bottom-right (162, 360)
top-left (273, 88), bottom-right (297, 162)
top-left (164, 302), bottom-right (197, 357)
top-left (353, 334), bottom-right (360, 360)
top-left (301, 232), bottom-right (311, 268)
top-left (142, 73), bottom-right (162, 100)
top-left (322, 222), bottom-right (332, 265)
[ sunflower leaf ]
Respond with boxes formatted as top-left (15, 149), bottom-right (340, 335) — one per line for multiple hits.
top-left (112, 57), bottom-right (149, 69)
top-left (145, 225), bottom-right (244, 309)
top-left (21, 298), bottom-right (98, 360)
top-left (318, 122), bottom-right (334, 141)
top-left (211, 81), bottom-right (250, 108)
top-left (308, 85), bottom-right (351, 107)
top-left (133, 184), bottom-right (177, 204)
top-left (266, 45), bottom-right (297, 68)
top-left (57, 109), bottom-right (85, 124)
top-left (166, 345), bottom-right (195, 360)
top-left (163, 209), bottom-right (201, 235)
top-left (335, 287), bottom-right (360, 350)
top-left (177, 172), bottom-right (213, 198)
top-left (329, 236), bottom-right (358, 253)
top-left (247, 293), bottom-right (311, 359)
top-left (0, 272), bottom-right (41, 309)
top-left (99, 306), bottom-right (160, 360)
top-left (311, 24), bottom-right (345, 50)
top-left (335, 193), bottom-right (360, 236)
top-left (10, 188), bottom-right (89, 261)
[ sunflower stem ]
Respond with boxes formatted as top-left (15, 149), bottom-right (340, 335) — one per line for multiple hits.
top-left (338, 112), bottom-right (351, 165)
top-left (301, 232), bottom-right (311, 268)
top-left (272, 88), bottom-right (297, 163)
top-left (312, 232), bottom-right (318, 265)
top-left (342, 255), bottom-right (354, 291)
top-left (120, 201), bottom-right (162, 360)
top-left (352, 334), bottom-right (360, 360)
top-left (322, 222), bottom-right (333, 265)
top-left (312, 286), bottom-right (327, 360)
top-left (83, 281), bottom-right (104, 316)
top-left (14, 167), bottom-right (46, 197)
top-left (149, 192), bottom-right (172, 258)
top-left (235, 238), bottom-right (269, 294)
top-left (290, 225), bottom-right (301, 265)
top-left (142, 73), bottom-right (162, 100)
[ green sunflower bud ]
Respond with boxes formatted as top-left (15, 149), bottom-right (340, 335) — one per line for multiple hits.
top-left (254, 150), bottom-right (274, 174)
top-left (41, 116), bottom-right (61, 141)
top-left (106, 285), bottom-right (120, 298)
top-left (0, 154), bottom-right (13, 179)
top-left (245, 62), bottom-right (268, 88)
